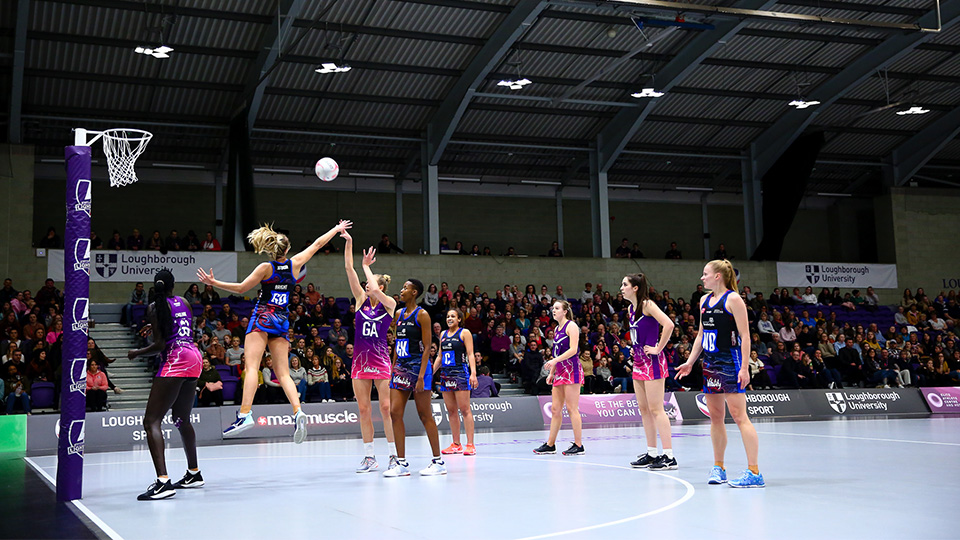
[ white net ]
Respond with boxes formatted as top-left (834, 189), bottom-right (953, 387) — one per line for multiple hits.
top-left (101, 128), bottom-right (153, 187)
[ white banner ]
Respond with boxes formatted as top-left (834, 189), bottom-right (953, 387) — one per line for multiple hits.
top-left (776, 262), bottom-right (898, 289)
top-left (48, 249), bottom-right (237, 283)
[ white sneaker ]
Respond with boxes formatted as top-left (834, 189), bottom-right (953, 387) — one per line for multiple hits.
top-left (356, 456), bottom-right (378, 473)
top-left (383, 458), bottom-right (410, 477)
top-left (419, 459), bottom-right (447, 476)
top-left (293, 409), bottom-right (308, 444)
top-left (223, 411), bottom-right (254, 437)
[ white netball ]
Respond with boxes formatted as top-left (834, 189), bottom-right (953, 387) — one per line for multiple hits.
top-left (315, 157), bottom-right (339, 182)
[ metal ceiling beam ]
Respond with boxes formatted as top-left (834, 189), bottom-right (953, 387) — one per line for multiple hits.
top-left (26, 68), bottom-right (242, 93)
top-left (884, 105), bottom-right (960, 187)
top-left (7, 0), bottom-right (28, 143)
top-left (423, 0), bottom-right (547, 166)
top-left (749, 2), bottom-right (960, 184)
top-left (594, 0), bottom-right (778, 173)
top-left (240, 0), bottom-right (305, 130)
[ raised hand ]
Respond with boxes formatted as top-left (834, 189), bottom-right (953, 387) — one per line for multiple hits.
top-left (196, 268), bottom-right (215, 285)
top-left (362, 247), bottom-right (377, 267)
top-left (340, 230), bottom-right (352, 241)
top-left (335, 220), bottom-right (353, 234)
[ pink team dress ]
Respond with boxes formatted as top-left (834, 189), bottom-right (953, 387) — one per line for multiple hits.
top-left (628, 302), bottom-right (668, 381)
top-left (157, 296), bottom-right (202, 378)
top-left (351, 298), bottom-right (393, 380)
top-left (551, 320), bottom-right (582, 386)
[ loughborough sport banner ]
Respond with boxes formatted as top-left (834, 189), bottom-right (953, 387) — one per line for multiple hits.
top-left (48, 249), bottom-right (237, 283)
top-left (777, 262), bottom-right (898, 289)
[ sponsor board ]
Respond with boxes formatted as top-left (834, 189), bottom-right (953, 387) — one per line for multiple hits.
top-left (673, 390), bottom-right (810, 419)
top-left (28, 409), bottom-right (223, 454)
top-left (537, 394), bottom-right (683, 425)
top-left (921, 387), bottom-right (960, 413)
top-left (48, 250), bottom-right (237, 283)
top-left (777, 262), bottom-right (897, 288)
top-left (806, 388), bottom-right (929, 416)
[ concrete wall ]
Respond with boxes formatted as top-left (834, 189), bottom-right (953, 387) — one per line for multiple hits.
top-left (886, 188), bottom-right (960, 294)
top-left (1, 145), bottom-right (37, 283)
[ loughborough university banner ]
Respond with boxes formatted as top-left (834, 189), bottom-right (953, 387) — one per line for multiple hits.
top-left (48, 249), bottom-right (237, 283)
top-left (777, 262), bottom-right (898, 289)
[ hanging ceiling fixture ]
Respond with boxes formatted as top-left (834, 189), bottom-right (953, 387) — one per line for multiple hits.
top-left (789, 99), bottom-right (820, 109)
top-left (134, 45), bottom-right (174, 59)
top-left (315, 62), bottom-right (352, 74)
top-left (632, 88), bottom-right (664, 98)
top-left (896, 105), bottom-right (930, 115)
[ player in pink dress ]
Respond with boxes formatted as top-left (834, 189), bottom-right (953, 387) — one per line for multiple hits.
top-left (621, 274), bottom-right (678, 470)
top-left (534, 300), bottom-right (584, 456)
top-left (128, 270), bottom-right (204, 500)
top-left (341, 231), bottom-right (397, 473)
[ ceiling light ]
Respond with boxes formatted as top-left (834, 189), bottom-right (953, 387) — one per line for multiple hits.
top-left (135, 45), bottom-right (174, 59)
top-left (253, 168), bottom-right (304, 174)
top-left (438, 176), bottom-right (481, 183)
top-left (631, 88), bottom-right (664, 98)
top-left (521, 180), bottom-right (561, 186)
top-left (789, 99), bottom-right (820, 109)
top-left (896, 106), bottom-right (930, 116)
top-left (497, 78), bottom-right (532, 91)
top-left (675, 186), bottom-right (713, 192)
top-left (816, 192), bottom-right (852, 197)
top-left (607, 183), bottom-right (637, 189)
top-left (347, 172), bottom-right (396, 178)
top-left (316, 62), bottom-right (352, 74)
top-left (152, 163), bottom-right (205, 169)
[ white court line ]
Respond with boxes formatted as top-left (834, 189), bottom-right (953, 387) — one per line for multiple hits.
top-left (482, 456), bottom-right (696, 540)
top-left (23, 457), bottom-right (127, 540)
top-left (682, 424), bottom-right (960, 447)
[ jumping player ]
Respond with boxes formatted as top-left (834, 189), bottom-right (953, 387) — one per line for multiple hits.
top-left (621, 274), bottom-right (678, 470)
top-left (433, 308), bottom-right (478, 456)
top-left (383, 279), bottom-right (445, 477)
top-left (199, 220), bottom-right (351, 442)
top-left (341, 233), bottom-right (397, 473)
top-left (534, 300), bottom-right (584, 456)
top-left (677, 260), bottom-right (763, 487)
top-left (128, 270), bottom-right (204, 500)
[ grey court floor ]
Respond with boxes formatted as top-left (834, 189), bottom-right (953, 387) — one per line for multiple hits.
top-left (26, 417), bottom-right (959, 540)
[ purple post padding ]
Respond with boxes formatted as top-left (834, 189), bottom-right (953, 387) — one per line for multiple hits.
top-left (58, 145), bottom-right (91, 502)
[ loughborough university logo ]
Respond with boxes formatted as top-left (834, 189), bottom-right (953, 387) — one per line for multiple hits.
top-left (55, 420), bottom-right (86, 456)
top-left (805, 264), bottom-right (821, 285)
top-left (72, 298), bottom-right (89, 334)
top-left (826, 392), bottom-right (847, 414)
top-left (95, 252), bottom-right (118, 278)
top-left (73, 239), bottom-right (91, 275)
top-left (74, 179), bottom-right (92, 216)
top-left (68, 357), bottom-right (87, 395)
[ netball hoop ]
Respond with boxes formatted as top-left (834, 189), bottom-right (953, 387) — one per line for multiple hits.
top-left (58, 126), bottom-right (152, 502)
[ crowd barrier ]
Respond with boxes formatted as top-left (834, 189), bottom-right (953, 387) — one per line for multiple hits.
top-left (24, 387), bottom-right (956, 455)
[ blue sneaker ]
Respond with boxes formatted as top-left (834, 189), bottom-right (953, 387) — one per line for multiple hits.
top-left (729, 469), bottom-right (765, 488)
top-left (707, 466), bottom-right (727, 485)
top-left (293, 408), bottom-right (308, 444)
top-left (223, 411), bottom-right (254, 437)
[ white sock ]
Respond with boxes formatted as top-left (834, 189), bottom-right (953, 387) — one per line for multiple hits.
top-left (663, 448), bottom-right (674, 459)
top-left (364, 442), bottom-right (375, 458)
top-left (387, 442), bottom-right (397, 457)
top-left (433, 456), bottom-right (443, 464)
top-left (188, 468), bottom-right (199, 474)
top-left (158, 476), bottom-right (169, 483)
top-left (647, 446), bottom-right (659, 457)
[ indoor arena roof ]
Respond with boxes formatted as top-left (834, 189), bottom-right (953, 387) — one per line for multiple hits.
top-left (2, 0), bottom-right (960, 195)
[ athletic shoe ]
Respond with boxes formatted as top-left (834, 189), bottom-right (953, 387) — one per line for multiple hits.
top-left (137, 479), bottom-right (175, 501)
top-left (419, 459), bottom-right (447, 476)
top-left (707, 466), bottom-right (728, 485)
top-left (223, 411), bottom-right (254, 437)
top-left (356, 456), bottom-right (378, 473)
top-left (383, 459), bottom-right (410, 478)
top-left (441, 443), bottom-right (463, 455)
top-left (649, 454), bottom-right (678, 470)
top-left (463, 443), bottom-right (476, 456)
top-left (729, 469), bottom-right (765, 488)
top-left (293, 408), bottom-right (308, 444)
top-left (172, 470), bottom-right (204, 489)
top-left (562, 443), bottom-right (585, 456)
top-left (533, 443), bottom-right (556, 455)
top-left (631, 453), bottom-right (657, 468)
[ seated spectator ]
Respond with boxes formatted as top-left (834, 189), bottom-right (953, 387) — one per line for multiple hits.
top-left (593, 356), bottom-right (614, 394)
top-left (147, 230), bottom-right (163, 251)
top-left (748, 351), bottom-right (772, 390)
top-left (801, 286), bottom-right (817, 305)
top-left (751, 333), bottom-right (769, 357)
top-left (376, 234), bottom-right (404, 254)
top-left (45, 318), bottom-right (64, 345)
top-left (713, 244), bottom-right (728, 260)
top-left (664, 242), bottom-right (682, 259)
top-left (799, 310), bottom-right (816, 327)
top-left (124, 282), bottom-right (148, 327)
top-left (225, 336), bottom-right (243, 373)
top-left (212, 320), bottom-right (231, 344)
top-left (439, 237), bottom-right (450, 251)
top-left (22, 314), bottom-right (44, 342)
top-left (630, 243), bottom-right (645, 259)
top-left (89, 231), bottom-right (103, 250)
top-left (304, 283), bottom-right (321, 307)
top-left (38, 227), bottom-right (61, 249)
top-left (614, 238), bottom-right (631, 258)
top-left (470, 366), bottom-right (498, 398)
top-left (34, 279), bottom-right (63, 311)
top-left (330, 356), bottom-right (353, 401)
top-left (200, 285), bottom-right (220, 306)
top-left (547, 241), bottom-right (563, 257)
top-left (579, 349), bottom-right (595, 394)
top-left (127, 228), bottom-right (144, 250)
top-left (107, 230), bottom-right (125, 250)
top-left (196, 357), bottom-right (223, 407)
top-left (85, 358), bottom-right (108, 412)
top-left (468, 244), bottom-right (482, 256)
top-left (166, 230), bottom-right (182, 251)
top-left (306, 354), bottom-right (333, 402)
top-left (261, 356), bottom-right (284, 403)
top-left (778, 323), bottom-right (797, 348)
top-left (288, 355), bottom-right (307, 403)
top-left (185, 230), bottom-right (201, 251)
top-left (864, 287), bottom-right (880, 312)
top-left (4, 363), bottom-right (31, 414)
top-left (321, 297), bottom-right (340, 324)
top-left (183, 284), bottom-right (201, 305)
top-left (327, 319), bottom-right (349, 345)
top-left (206, 335), bottom-right (226, 364)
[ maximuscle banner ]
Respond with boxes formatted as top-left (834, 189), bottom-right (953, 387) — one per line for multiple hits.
top-left (47, 249), bottom-right (237, 283)
top-left (776, 262), bottom-right (898, 288)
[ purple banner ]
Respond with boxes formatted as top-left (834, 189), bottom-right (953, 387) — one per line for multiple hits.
top-left (922, 387), bottom-right (960, 413)
top-left (537, 393), bottom-right (682, 425)
top-left (57, 145), bottom-right (91, 501)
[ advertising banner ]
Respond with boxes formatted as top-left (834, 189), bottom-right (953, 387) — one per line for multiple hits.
top-left (28, 408), bottom-right (223, 454)
top-left (673, 390), bottom-right (811, 420)
top-left (47, 249), bottom-right (237, 283)
top-left (536, 394), bottom-right (682, 426)
top-left (776, 262), bottom-right (898, 288)
top-left (920, 387), bottom-right (960, 413)
top-left (807, 388), bottom-right (929, 416)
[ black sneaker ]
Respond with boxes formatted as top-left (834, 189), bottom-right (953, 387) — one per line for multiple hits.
top-left (137, 479), bottom-right (175, 501)
top-left (533, 443), bottom-right (556, 455)
top-left (172, 470), bottom-right (204, 489)
top-left (649, 454), bottom-right (678, 470)
top-left (631, 453), bottom-right (657, 468)
top-left (562, 443), bottom-right (585, 456)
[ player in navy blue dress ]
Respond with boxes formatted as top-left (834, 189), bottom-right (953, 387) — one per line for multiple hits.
top-left (677, 260), bottom-right (763, 487)
top-left (198, 220), bottom-right (351, 443)
top-left (383, 278), bottom-right (445, 477)
top-left (433, 308), bottom-right (478, 456)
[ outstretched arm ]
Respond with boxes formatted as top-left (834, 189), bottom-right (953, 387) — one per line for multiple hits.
top-left (291, 220), bottom-right (353, 270)
top-left (361, 247), bottom-right (397, 313)
top-left (341, 231), bottom-right (365, 304)
top-left (197, 262), bottom-right (271, 295)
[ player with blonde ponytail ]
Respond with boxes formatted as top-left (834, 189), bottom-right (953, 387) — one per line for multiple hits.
top-left (198, 220), bottom-right (352, 442)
